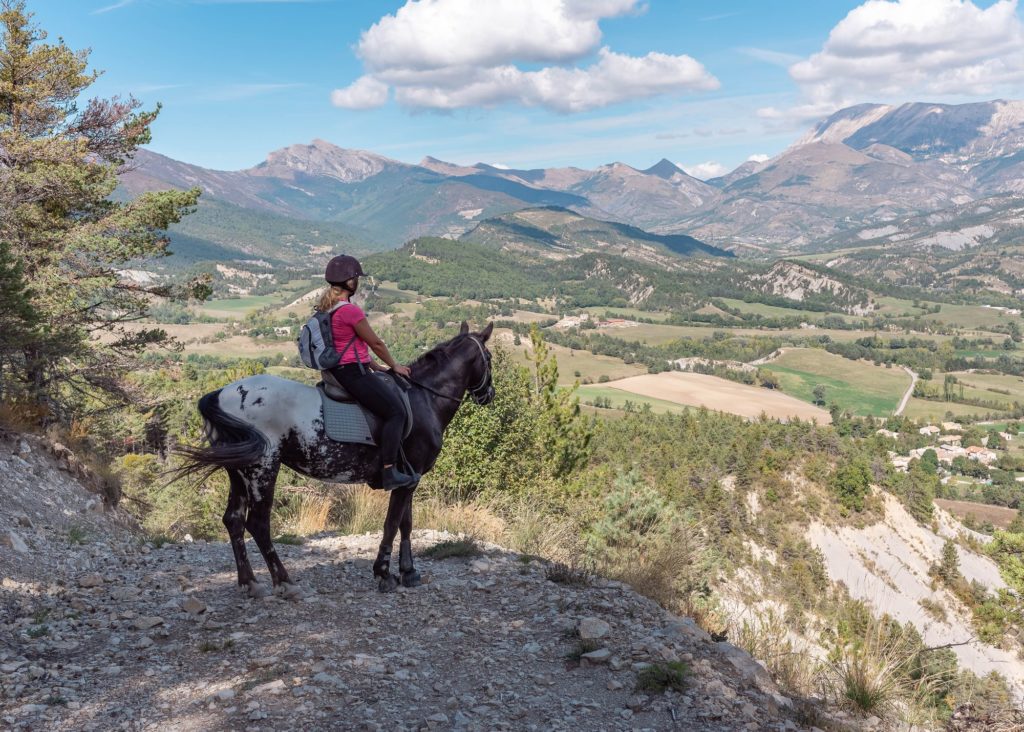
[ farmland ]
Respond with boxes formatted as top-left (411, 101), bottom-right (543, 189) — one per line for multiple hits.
top-left (605, 372), bottom-right (832, 423)
top-left (763, 348), bottom-right (912, 417)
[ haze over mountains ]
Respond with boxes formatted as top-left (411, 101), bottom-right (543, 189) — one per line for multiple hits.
top-left (123, 98), bottom-right (1024, 266)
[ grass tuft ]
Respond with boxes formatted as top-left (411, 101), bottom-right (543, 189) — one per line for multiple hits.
top-left (422, 537), bottom-right (482, 559)
top-left (635, 661), bottom-right (690, 693)
top-left (565, 638), bottom-right (600, 662)
top-left (274, 533), bottom-right (305, 545)
top-left (544, 559), bottom-right (593, 586)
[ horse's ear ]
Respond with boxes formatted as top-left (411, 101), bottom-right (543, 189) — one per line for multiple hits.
top-left (459, 321), bottom-right (470, 336)
top-left (479, 322), bottom-right (494, 342)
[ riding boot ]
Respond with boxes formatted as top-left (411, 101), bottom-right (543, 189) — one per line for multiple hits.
top-left (381, 465), bottom-right (416, 490)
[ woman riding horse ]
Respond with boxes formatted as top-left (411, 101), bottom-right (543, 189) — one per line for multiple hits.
top-left (320, 254), bottom-right (416, 490)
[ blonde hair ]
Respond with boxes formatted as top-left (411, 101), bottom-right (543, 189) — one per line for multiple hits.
top-left (316, 284), bottom-right (348, 313)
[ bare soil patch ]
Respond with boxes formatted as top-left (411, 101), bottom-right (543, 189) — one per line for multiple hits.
top-left (935, 499), bottom-right (1019, 530)
top-left (608, 372), bottom-right (832, 423)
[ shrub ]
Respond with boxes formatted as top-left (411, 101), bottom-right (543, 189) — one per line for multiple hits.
top-left (635, 661), bottom-right (690, 693)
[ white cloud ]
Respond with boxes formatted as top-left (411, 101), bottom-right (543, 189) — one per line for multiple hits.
top-left (333, 0), bottom-right (717, 113)
top-left (770, 0), bottom-right (1024, 121)
top-left (682, 161), bottom-right (728, 179)
top-left (747, 153), bottom-right (770, 163)
top-left (332, 76), bottom-right (389, 109)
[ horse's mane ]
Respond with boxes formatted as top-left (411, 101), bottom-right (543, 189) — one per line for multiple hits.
top-left (409, 333), bottom-right (473, 375)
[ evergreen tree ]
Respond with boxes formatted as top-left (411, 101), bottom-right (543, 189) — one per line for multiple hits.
top-left (527, 324), bottom-right (591, 478)
top-left (936, 539), bottom-right (960, 584)
top-left (0, 238), bottom-right (35, 402)
top-left (0, 1), bottom-right (202, 417)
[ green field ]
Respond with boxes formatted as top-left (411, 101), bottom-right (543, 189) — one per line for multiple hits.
top-left (717, 297), bottom-right (858, 324)
top-left (581, 306), bottom-right (673, 322)
top-left (765, 348), bottom-right (911, 417)
top-left (199, 295), bottom-right (281, 319)
top-left (576, 384), bottom-right (689, 415)
top-left (871, 296), bottom-right (932, 318)
top-left (506, 333), bottom-right (647, 386)
top-left (923, 303), bottom-right (1020, 331)
top-left (901, 398), bottom-right (1008, 423)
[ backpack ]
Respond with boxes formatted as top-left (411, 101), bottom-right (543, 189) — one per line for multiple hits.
top-left (297, 301), bottom-right (357, 370)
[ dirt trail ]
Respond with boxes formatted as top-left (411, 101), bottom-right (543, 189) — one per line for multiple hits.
top-left (894, 367), bottom-right (918, 416)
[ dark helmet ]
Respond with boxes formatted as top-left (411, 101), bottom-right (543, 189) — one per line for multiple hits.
top-left (325, 254), bottom-right (366, 285)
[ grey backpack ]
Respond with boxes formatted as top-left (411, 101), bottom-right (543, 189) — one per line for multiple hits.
top-left (297, 302), bottom-right (356, 369)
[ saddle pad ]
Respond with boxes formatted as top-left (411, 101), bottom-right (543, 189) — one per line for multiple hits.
top-left (318, 387), bottom-right (377, 445)
top-left (316, 375), bottom-right (414, 444)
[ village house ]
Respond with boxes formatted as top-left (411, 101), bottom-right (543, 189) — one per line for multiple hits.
top-left (919, 425), bottom-right (940, 436)
top-left (941, 421), bottom-right (963, 432)
top-left (965, 445), bottom-right (997, 464)
top-left (938, 434), bottom-right (962, 445)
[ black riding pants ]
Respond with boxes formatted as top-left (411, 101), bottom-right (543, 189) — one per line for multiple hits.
top-left (329, 364), bottom-right (404, 466)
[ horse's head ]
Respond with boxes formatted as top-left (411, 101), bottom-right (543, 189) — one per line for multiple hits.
top-left (457, 321), bottom-right (495, 405)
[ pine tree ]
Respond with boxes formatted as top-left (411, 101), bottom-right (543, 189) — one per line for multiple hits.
top-left (0, 238), bottom-right (35, 402)
top-left (528, 324), bottom-right (591, 478)
top-left (0, 1), bottom-right (202, 417)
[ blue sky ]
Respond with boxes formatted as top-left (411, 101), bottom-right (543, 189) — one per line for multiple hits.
top-left (32, 1), bottom-right (1024, 176)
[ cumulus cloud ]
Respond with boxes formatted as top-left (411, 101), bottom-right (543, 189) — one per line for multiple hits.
top-left (682, 161), bottom-right (728, 179)
top-left (747, 153), bottom-right (770, 163)
top-left (332, 76), bottom-right (389, 109)
top-left (332, 0), bottom-right (718, 113)
top-left (764, 0), bottom-right (1024, 122)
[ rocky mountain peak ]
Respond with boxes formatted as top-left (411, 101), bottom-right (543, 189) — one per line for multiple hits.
top-left (642, 158), bottom-right (686, 180)
top-left (252, 139), bottom-right (398, 182)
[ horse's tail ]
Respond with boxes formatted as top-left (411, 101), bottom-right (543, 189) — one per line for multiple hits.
top-left (169, 389), bottom-right (270, 483)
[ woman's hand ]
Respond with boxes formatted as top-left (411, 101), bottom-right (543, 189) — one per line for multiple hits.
top-left (392, 364), bottom-right (411, 379)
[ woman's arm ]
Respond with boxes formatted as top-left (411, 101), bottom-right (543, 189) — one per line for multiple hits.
top-left (353, 319), bottom-right (411, 377)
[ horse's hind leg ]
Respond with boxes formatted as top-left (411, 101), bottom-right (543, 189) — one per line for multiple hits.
top-left (372, 489), bottom-right (406, 592)
top-left (241, 460), bottom-right (294, 593)
top-left (223, 470), bottom-right (258, 592)
top-left (398, 487), bottom-right (421, 588)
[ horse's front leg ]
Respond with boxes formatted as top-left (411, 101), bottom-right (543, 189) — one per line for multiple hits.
top-left (398, 487), bottom-right (421, 587)
top-left (373, 489), bottom-right (405, 592)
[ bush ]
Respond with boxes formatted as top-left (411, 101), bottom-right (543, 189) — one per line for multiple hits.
top-left (830, 458), bottom-right (873, 513)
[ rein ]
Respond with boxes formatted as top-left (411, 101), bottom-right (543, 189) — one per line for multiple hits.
top-left (404, 337), bottom-right (491, 404)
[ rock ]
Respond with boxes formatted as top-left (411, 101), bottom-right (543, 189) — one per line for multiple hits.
top-left (17, 439), bottom-right (31, 455)
top-left (216, 689), bottom-right (236, 701)
top-left (716, 642), bottom-right (779, 695)
top-left (580, 648), bottom-right (612, 665)
top-left (425, 712), bottom-right (449, 729)
top-left (133, 616), bottom-right (164, 631)
top-left (607, 678), bottom-right (624, 691)
top-left (578, 617), bottom-right (611, 641)
top-left (181, 597), bottom-right (206, 615)
top-left (626, 694), bottom-right (648, 712)
top-left (1, 530), bottom-right (28, 554)
top-left (78, 573), bottom-right (104, 588)
top-left (249, 679), bottom-right (285, 695)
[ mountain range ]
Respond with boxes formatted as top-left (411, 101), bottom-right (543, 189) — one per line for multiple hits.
top-left (122, 98), bottom-right (1024, 266)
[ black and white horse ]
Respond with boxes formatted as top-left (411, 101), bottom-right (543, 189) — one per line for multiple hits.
top-left (176, 322), bottom-right (494, 595)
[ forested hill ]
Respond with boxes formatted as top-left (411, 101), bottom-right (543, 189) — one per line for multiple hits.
top-left (460, 206), bottom-right (731, 263)
top-left (366, 237), bottom-right (731, 309)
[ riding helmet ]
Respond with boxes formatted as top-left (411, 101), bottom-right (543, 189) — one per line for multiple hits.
top-left (325, 254), bottom-right (366, 285)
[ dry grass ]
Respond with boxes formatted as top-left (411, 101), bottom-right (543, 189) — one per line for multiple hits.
top-left (733, 608), bottom-right (819, 696)
top-left (290, 494), bottom-right (334, 535)
top-left (596, 520), bottom-right (719, 629)
top-left (334, 486), bottom-right (390, 535)
top-left (822, 619), bottom-right (937, 723)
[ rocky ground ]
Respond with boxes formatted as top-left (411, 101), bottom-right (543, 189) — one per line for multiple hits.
top-left (0, 431), bottom-right (838, 732)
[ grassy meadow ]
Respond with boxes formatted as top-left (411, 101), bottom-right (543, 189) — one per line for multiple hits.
top-left (765, 348), bottom-right (911, 417)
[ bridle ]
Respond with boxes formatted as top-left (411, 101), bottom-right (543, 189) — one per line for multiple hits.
top-left (404, 336), bottom-right (493, 405)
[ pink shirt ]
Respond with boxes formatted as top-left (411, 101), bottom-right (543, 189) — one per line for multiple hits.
top-left (330, 302), bottom-right (371, 364)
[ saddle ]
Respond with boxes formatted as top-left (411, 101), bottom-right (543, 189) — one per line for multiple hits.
top-left (316, 370), bottom-right (413, 445)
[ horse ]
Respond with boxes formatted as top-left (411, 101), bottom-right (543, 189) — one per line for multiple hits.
top-left (175, 322), bottom-right (495, 595)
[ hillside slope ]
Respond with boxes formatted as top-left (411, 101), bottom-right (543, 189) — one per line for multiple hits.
top-left (0, 431), bottom-right (809, 732)
top-left (460, 206), bottom-right (729, 267)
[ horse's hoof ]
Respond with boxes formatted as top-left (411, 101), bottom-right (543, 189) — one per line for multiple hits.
top-left (400, 569), bottom-right (421, 588)
top-left (247, 582), bottom-right (270, 599)
top-left (377, 574), bottom-right (400, 593)
top-left (277, 582), bottom-right (304, 600)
